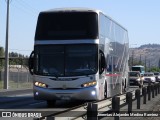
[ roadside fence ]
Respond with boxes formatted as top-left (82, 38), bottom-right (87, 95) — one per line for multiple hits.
top-left (0, 65), bottom-right (33, 89)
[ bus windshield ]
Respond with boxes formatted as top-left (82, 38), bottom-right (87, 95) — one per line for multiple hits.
top-left (35, 12), bottom-right (98, 40)
top-left (34, 44), bottom-right (98, 77)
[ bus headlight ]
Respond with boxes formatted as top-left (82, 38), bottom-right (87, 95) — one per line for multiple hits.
top-left (34, 81), bottom-right (48, 88)
top-left (81, 81), bottom-right (97, 87)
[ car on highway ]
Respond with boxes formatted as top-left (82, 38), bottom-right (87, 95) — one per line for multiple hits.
top-left (129, 71), bottom-right (144, 87)
top-left (154, 72), bottom-right (160, 82)
top-left (143, 72), bottom-right (156, 83)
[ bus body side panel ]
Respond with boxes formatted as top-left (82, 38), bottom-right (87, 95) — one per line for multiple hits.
top-left (99, 12), bottom-right (129, 97)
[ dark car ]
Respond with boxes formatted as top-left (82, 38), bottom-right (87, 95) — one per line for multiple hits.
top-left (129, 71), bottom-right (144, 87)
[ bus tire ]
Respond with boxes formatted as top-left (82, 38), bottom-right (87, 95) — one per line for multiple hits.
top-left (104, 82), bottom-right (107, 98)
top-left (47, 100), bottom-right (56, 107)
top-left (121, 79), bottom-right (126, 94)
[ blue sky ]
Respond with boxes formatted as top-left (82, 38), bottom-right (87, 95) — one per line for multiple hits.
top-left (0, 0), bottom-right (160, 55)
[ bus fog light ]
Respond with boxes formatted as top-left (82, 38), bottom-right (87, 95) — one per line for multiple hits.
top-left (91, 91), bottom-right (96, 95)
top-left (35, 92), bottom-right (39, 96)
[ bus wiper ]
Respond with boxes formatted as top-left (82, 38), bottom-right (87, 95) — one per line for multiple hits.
top-left (70, 69), bottom-right (92, 76)
top-left (43, 72), bottom-right (59, 78)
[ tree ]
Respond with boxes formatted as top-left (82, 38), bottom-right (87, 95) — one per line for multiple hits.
top-left (149, 67), bottom-right (160, 72)
top-left (159, 58), bottom-right (160, 69)
top-left (0, 47), bottom-right (4, 70)
top-left (0, 47), bottom-right (4, 57)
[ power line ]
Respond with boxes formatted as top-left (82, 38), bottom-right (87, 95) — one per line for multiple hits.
top-left (9, 49), bottom-right (32, 51)
top-left (10, 0), bottom-right (38, 17)
top-left (20, 0), bottom-right (40, 13)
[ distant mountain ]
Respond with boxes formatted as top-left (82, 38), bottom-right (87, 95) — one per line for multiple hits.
top-left (138, 44), bottom-right (160, 49)
top-left (129, 44), bottom-right (160, 68)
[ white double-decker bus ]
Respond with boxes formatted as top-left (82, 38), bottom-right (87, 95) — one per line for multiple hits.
top-left (29, 8), bottom-right (129, 107)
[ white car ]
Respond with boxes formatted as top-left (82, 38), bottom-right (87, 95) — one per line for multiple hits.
top-left (143, 72), bottom-right (156, 83)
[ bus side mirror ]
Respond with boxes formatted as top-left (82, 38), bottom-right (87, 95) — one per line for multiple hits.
top-left (99, 50), bottom-right (106, 74)
top-left (28, 51), bottom-right (34, 75)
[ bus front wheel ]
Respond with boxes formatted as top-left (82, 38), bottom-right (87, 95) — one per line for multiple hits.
top-left (104, 82), bottom-right (107, 98)
top-left (121, 79), bottom-right (126, 94)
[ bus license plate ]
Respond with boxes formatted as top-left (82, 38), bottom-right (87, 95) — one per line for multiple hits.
top-left (61, 96), bottom-right (70, 100)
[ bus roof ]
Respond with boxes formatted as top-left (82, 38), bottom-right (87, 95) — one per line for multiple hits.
top-left (39, 7), bottom-right (128, 32)
top-left (41, 7), bottom-right (101, 13)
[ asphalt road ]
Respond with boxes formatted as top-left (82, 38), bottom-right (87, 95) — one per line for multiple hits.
top-left (0, 84), bottom-right (145, 120)
top-left (0, 84), bottom-right (141, 109)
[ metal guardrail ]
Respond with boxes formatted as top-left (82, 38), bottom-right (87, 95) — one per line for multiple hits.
top-left (35, 82), bottom-right (160, 120)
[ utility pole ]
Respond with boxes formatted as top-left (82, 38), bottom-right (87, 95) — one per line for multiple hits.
top-left (148, 60), bottom-right (150, 72)
top-left (145, 56), bottom-right (147, 72)
top-left (131, 50), bottom-right (134, 66)
top-left (139, 54), bottom-right (141, 65)
top-left (130, 44), bottom-right (137, 67)
top-left (4, 0), bottom-right (10, 89)
top-left (158, 58), bottom-right (160, 69)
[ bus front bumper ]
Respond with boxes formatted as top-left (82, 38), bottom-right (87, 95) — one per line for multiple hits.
top-left (33, 86), bottom-right (99, 101)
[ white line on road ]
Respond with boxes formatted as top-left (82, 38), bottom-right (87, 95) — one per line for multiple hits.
top-left (9, 93), bottom-right (33, 97)
top-left (28, 101), bottom-right (45, 106)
